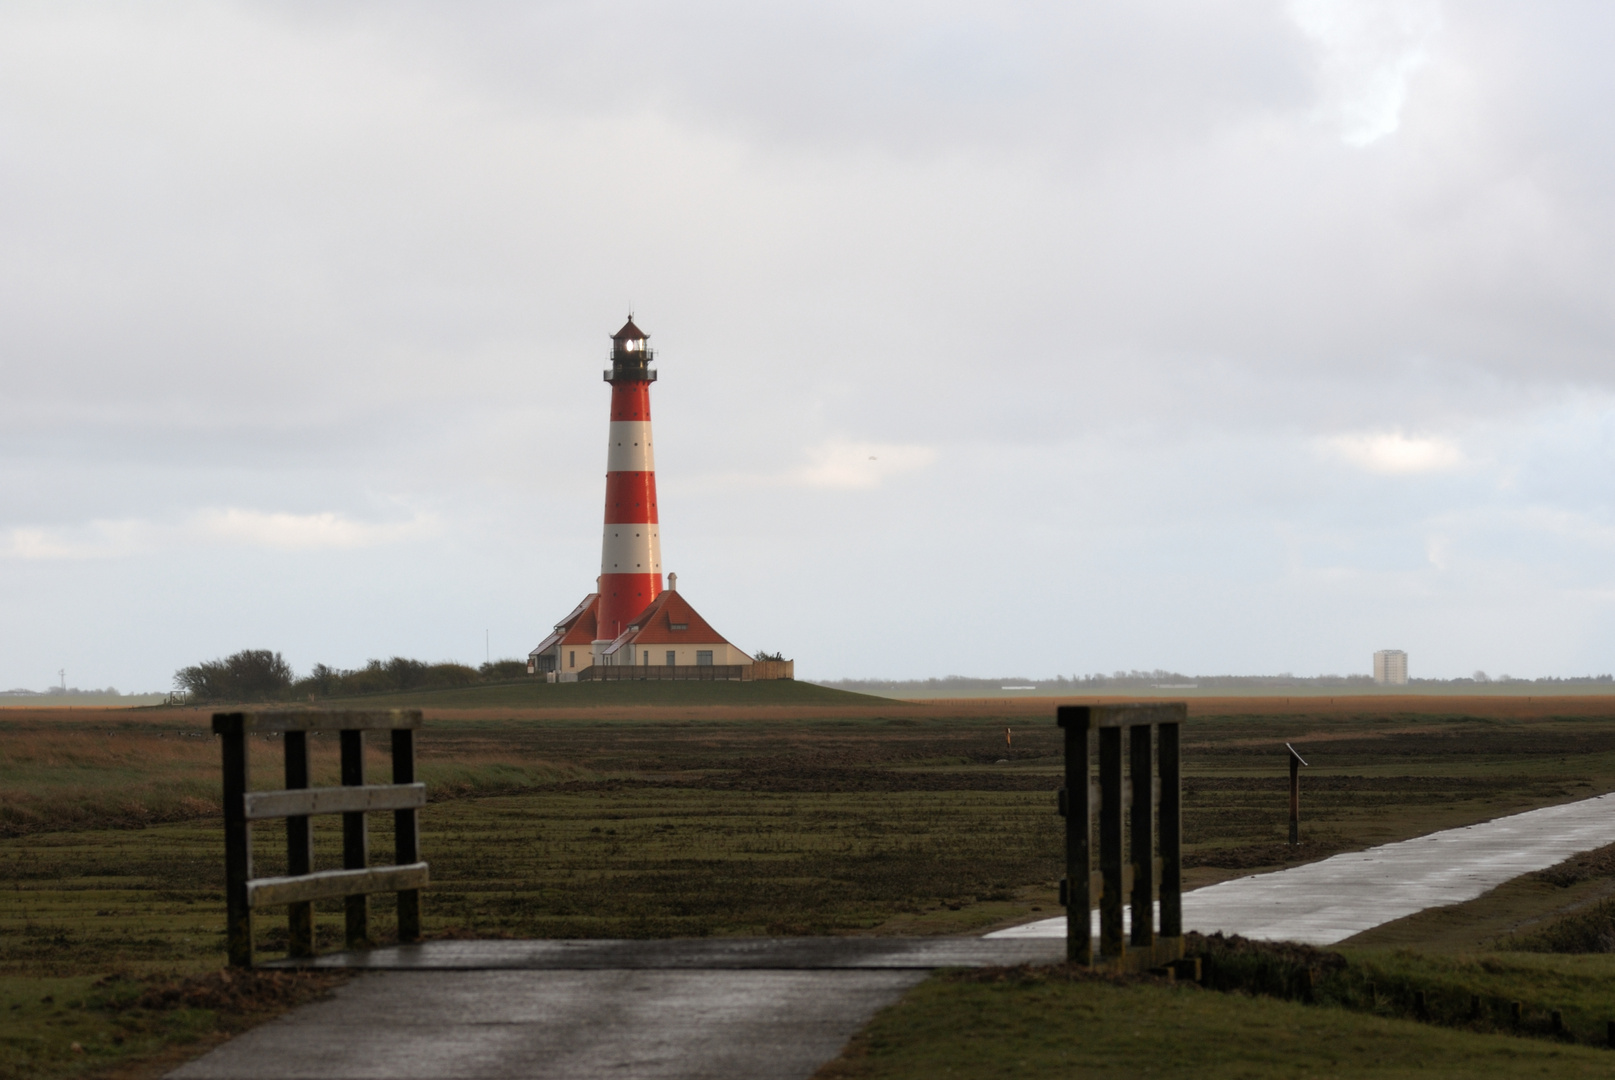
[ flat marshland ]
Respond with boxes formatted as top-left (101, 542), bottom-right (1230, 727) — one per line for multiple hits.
top-left (6, 686), bottom-right (1615, 1078)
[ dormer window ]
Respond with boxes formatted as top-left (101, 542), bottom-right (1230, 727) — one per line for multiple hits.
top-left (670, 622), bottom-right (688, 631)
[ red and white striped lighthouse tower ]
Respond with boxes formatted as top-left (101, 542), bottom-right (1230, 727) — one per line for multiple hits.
top-left (594, 316), bottom-right (663, 650)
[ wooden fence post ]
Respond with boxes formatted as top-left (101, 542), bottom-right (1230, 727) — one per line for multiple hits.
top-left (1098, 726), bottom-right (1126, 963)
top-left (217, 713), bottom-right (253, 969)
top-left (284, 730), bottom-right (314, 958)
top-left (1158, 721), bottom-right (1182, 955)
top-left (1128, 724), bottom-right (1155, 952)
top-left (341, 730), bottom-right (369, 947)
top-left (392, 728), bottom-right (421, 943)
top-left (1057, 706), bottom-right (1092, 964)
top-left (1287, 743), bottom-right (1308, 846)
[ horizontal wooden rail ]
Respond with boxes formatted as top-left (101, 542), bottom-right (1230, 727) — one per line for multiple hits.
top-left (1083, 703), bottom-right (1188, 728)
top-left (212, 709), bottom-right (423, 734)
top-left (243, 782), bottom-right (426, 821)
top-left (247, 862), bottom-right (430, 909)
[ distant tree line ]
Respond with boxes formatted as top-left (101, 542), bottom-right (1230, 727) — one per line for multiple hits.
top-left (820, 670), bottom-right (1615, 694)
top-left (174, 649), bottom-right (531, 704)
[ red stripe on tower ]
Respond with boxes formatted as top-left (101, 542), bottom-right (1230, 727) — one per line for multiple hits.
top-left (595, 316), bottom-right (663, 644)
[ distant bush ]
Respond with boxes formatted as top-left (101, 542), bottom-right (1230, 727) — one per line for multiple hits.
top-left (753, 650), bottom-right (787, 662)
top-left (175, 652), bottom-right (531, 704)
top-left (479, 659), bottom-right (529, 680)
top-left (175, 650), bottom-right (294, 703)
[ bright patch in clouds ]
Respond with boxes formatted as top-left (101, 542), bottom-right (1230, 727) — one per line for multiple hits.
top-left (1291, 0), bottom-right (1440, 146)
top-left (793, 441), bottom-right (938, 490)
top-left (192, 509), bottom-right (431, 550)
top-left (0, 509), bottom-right (435, 560)
top-left (1328, 432), bottom-right (1464, 474)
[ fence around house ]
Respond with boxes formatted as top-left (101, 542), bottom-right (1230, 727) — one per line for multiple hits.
top-left (576, 660), bottom-right (794, 682)
top-left (213, 709), bottom-right (428, 968)
top-left (578, 664), bottom-right (747, 682)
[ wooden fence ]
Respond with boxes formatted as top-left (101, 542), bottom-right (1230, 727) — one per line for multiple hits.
top-left (578, 665), bottom-right (747, 682)
top-left (1057, 702), bottom-right (1189, 973)
top-left (213, 709), bottom-right (428, 968)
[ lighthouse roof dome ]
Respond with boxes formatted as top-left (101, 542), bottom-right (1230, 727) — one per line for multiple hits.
top-left (611, 317), bottom-right (648, 342)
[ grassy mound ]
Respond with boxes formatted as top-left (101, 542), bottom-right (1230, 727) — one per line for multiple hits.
top-left (307, 678), bottom-right (894, 709)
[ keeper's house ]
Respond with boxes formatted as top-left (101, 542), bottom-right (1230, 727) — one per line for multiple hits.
top-left (527, 592), bottom-right (600, 678)
top-left (528, 577), bottom-right (788, 682)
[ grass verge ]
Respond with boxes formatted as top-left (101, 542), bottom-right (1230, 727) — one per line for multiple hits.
top-left (0, 970), bottom-right (344, 1080)
top-left (817, 965), bottom-right (1615, 1079)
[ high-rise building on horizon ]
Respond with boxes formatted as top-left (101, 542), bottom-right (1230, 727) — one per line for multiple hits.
top-left (1373, 649), bottom-right (1408, 685)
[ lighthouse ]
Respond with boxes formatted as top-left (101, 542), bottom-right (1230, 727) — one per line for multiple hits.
top-left (527, 315), bottom-right (784, 682)
top-left (594, 316), bottom-right (663, 648)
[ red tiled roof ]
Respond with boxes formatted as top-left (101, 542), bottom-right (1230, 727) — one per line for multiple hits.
top-left (560, 595), bottom-right (600, 645)
top-left (601, 589), bottom-right (733, 654)
top-left (530, 593), bottom-right (599, 656)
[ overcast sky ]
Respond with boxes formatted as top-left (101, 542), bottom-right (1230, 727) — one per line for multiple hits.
top-left (3, 1), bottom-right (1613, 689)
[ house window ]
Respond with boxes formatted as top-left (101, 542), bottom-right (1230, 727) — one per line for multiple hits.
top-left (569, 650), bottom-right (575, 669)
top-left (697, 650), bottom-right (713, 666)
top-left (670, 622), bottom-right (688, 631)
top-left (666, 651), bottom-right (676, 666)
top-left (643, 651), bottom-right (649, 667)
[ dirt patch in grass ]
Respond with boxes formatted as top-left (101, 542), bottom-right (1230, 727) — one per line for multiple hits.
top-left (101, 968), bottom-right (345, 1016)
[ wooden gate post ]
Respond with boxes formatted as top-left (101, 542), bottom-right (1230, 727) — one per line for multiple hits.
top-left (218, 715), bottom-right (253, 969)
top-left (1097, 726), bottom-right (1126, 962)
top-left (1056, 706), bottom-right (1092, 964)
top-left (1056, 702), bottom-right (1186, 971)
top-left (392, 728), bottom-right (421, 943)
top-left (1128, 724), bottom-right (1154, 952)
top-left (284, 730), bottom-right (314, 958)
top-left (1158, 720), bottom-right (1183, 951)
top-left (340, 730), bottom-right (369, 947)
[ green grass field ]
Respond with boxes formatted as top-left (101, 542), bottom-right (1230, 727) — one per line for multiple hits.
top-left (289, 677), bottom-right (892, 710)
top-left (9, 697), bottom-right (1615, 1078)
top-left (818, 963), bottom-right (1615, 1079)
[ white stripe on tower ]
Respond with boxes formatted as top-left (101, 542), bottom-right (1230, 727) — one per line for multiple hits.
top-left (605, 421), bottom-right (655, 472)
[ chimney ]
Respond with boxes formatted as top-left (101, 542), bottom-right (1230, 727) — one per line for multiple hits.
top-left (668, 572), bottom-right (677, 592)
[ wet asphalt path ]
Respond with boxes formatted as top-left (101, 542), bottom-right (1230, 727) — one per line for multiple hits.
top-left (990, 790), bottom-right (1615, 945)
top-left (167, 939), bottom-right (1062, 1080)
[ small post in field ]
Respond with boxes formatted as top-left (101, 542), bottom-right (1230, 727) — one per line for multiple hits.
top-left (1286, 743), bottom-right (1308, 846)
